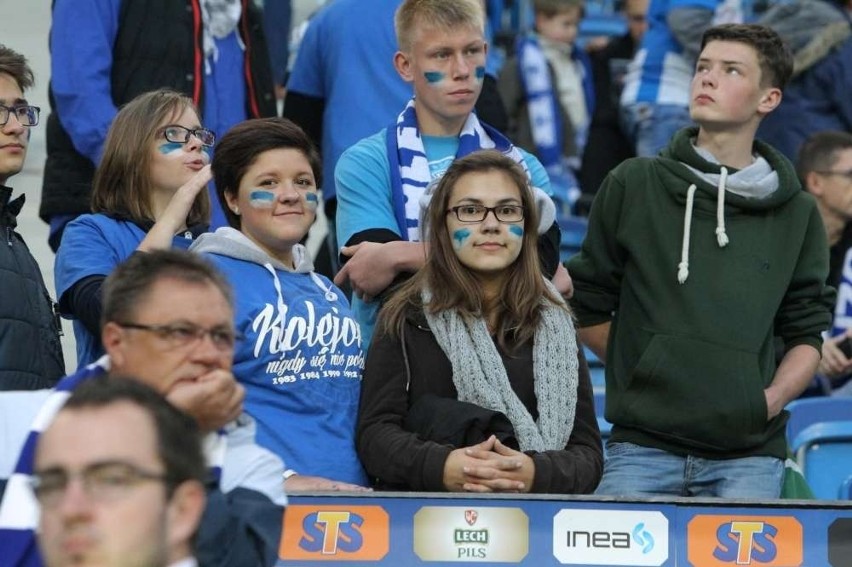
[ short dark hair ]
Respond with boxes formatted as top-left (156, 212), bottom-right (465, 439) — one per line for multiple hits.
top-left (0, 44), bottom-right (34, 92)
top-left (212, 117), bottom-right (321, 230)
top-left (533, 0), bottom-right (584, 18)
top-left (102, 249), bottom-right (233, 327)
top-left (700, 24), bottom-right (793, 90)
top-left (797, 131), bottom-right (852, 184)
top-left (61, 375), bottom-right (206, 497)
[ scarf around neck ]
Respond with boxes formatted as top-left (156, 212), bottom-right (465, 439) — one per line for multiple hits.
top-left (0, 357), bottom-right (227, 567)
top-left (200, 0), bottom-right (243, 74)
top-left (422, 280), bottom-right (579, 452)
top-left (386, 98), bottom-right (529, 242)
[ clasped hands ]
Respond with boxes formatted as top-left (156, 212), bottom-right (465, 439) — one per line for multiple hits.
top-left (443, 435), bottom-right (535, 493)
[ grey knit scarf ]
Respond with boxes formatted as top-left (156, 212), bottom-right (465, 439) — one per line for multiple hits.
top-left (423, 280), bottom-right (578, 452)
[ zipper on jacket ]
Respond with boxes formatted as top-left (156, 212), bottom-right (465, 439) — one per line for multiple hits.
top-left (6, 226), bottom-right (12, 247)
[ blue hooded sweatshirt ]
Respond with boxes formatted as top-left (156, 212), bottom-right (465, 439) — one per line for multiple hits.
top-left (191, 228), bottom-right (368, 485)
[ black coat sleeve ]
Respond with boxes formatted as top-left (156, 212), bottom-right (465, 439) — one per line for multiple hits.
top-left (356, 325), bottom-right (453, 491)
top-left (282, 91), bottom-right (325, 153)
top-left (58, 274), bottom-right (105, 338)
top-left (195, 486), bottom-right (284, 567)
top-left (528, 336), bottom-right (604, 494)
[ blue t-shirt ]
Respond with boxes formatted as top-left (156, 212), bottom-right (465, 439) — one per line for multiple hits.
top-left (205, 254), bottom-right (368, 485)
top-left (286, 0), bottom-right (410, 201)
top-left (335, 129), bottom-right (552, 345)
top-left (54, 214), bottom-right (197, 368)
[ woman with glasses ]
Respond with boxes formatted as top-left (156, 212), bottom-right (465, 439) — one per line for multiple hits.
top-left (55, 89), bottom-right (216, 368)
top-left (190, 117), bottom-right (370, 492)
top-left (357, 150), bottom-right (602, 493)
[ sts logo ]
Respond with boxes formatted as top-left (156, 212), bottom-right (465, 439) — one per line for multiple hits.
top-left (279, 505), bottom-right (389, 561)
top-left (687, 515), bottom-right (803, 566)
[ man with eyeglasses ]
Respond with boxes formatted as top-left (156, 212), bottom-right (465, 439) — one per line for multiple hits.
top-left (0, 249), bottom-right (287, 567)
top-left (33, 376), bottom-right (207, 567)
top-left (798, 131), bottom-right (852, 395)
top-left (0, 44), bottom-right (65, 391)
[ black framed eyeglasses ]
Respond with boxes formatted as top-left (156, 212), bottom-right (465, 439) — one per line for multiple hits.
top-left (815, 169), bottom-right (852, 182)
top-left (30, 461), bottom-right (170, 508)
top-left (161, 124), bottom-right (216, 147)
top-left (0, 104), bottom-right (40, 127)
top-left (447, 204), bottom-right (525, 223)
top-left (116, 321), bottom-right (241, 350)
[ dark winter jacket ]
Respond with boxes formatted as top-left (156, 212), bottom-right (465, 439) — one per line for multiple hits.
top-left (0, 186), bottom-right (64, 390)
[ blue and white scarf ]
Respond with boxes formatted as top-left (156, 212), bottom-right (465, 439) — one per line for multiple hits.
top-left (516, 34), bottom-right (565, 170)
top-left (386, 98), bottom-right (529, 242)
top-left (0, 357), bottom-right (227, 567)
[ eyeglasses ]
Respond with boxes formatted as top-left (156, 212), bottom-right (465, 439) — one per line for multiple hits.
top-left (161, 125), bottom-right (216, 147)
top-left (0, 104), bottom-right (40, 127)
top-left (30, 461), bottom-right (169, 508)
top-left (116, 321), bottom-right (241, 351)
top-left (815, 169), bottom-right (852, 181)
top-left (447, 204), bottom-right (525, 223)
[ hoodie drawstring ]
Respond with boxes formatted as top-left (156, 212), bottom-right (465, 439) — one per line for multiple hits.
top-left (677, 167), bottom-right (731, 284)
top-left (715, 166), bottom-right (729, 247)
top-left (678, 185), bottom-right (697, 284)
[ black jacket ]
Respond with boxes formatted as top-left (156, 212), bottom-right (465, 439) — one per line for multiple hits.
top-left (357, 305), bottom-right (603, 494)
top-left (40, 0), bottom-right (276, 228)
top-left (0, 186), bottom-right (65, 390)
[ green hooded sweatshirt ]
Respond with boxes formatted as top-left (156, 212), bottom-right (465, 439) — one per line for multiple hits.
top-left (568, 127), bottom-right (834, 459)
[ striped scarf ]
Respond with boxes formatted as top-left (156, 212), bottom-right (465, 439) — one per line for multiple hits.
top-left (386, 98), bottom-right (529, 242)
top-left (0, 357), bottom-right (227, 567)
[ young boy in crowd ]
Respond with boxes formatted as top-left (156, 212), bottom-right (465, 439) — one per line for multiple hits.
top-left (568, 24), bottom-right (834, 498)
top-left (499, 0), bottom-right (594, 206)
top-left (0, 44), bottom-right (65, 390)
top-left (334, 0), bottom-right (563, 345)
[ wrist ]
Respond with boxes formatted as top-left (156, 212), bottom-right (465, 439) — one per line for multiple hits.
top-left (283, 469), bottom-right (299, 481)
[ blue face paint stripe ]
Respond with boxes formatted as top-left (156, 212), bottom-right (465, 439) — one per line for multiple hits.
top-left (157, 142), bottom-right (184, 154)
top-left (424, 71), bottom-right (445, 84)
top-left (452, 228), bottom-right (471, 248)
top-left (248, 190), bottom-right (276, 208)
top-left (475, 66), bottom-right (486, 80)
top-left (305, 192), bottom-right (319, 210)
top-left (508, 225), bottom-right (524, 237)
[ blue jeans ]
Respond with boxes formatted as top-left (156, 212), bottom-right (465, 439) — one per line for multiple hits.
top-left (595, 441), bottom-right (784, 499)
top-left (621, 103), bottom-right (693, 158)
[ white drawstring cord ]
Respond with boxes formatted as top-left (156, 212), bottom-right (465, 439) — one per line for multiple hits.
top-left (715, 166), bottom-right (729, 247)
top-left (678, 184), bottom-right (697, 284)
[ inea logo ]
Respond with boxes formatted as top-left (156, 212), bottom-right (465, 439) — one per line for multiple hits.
top-left (632, 522), bottom-right (655, 554)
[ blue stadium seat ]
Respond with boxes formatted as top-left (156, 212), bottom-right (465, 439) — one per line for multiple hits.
top-left (785, 397), bottom-right (852, 448)
top-left (840, 474), bottom-right (852, 500)
top-left (791, 421), bottom-right (852, 500)
top-left (593, 388), bottom-right (606, 418)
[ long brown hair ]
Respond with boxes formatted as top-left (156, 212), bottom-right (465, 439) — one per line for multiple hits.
top-left (91, 89), bottom-right (210, 226)
top-left (377, 150), bottom-right (564, 350)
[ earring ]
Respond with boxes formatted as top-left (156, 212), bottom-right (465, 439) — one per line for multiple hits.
top-left (232, 207), bottom-right (240, 215)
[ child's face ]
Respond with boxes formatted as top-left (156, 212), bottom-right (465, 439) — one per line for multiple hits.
top-left (690, 40), bottom-right (780, 129)
top-left (395, 23), bottom-right (487, 135)
top-left (535, 7), bottom-right (581, 46)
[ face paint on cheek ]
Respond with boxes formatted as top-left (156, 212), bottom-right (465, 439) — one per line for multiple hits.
top-left (508, 225), bottom-right (524, 239)
top-left (475, 66), bottom-right (486, 81)
top-left (157, 142), bottom-right (184, 155)
top-left (304, 191), bottom-right (319, 211)
top-left (248, 190), bottom-right (276, 209)
top-left (424, 71), bottom-right (445, 85)
top-left (452, 228), bottom-right (471, 250)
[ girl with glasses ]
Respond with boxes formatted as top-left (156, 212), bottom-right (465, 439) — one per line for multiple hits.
top-left (55, 89), bottom-right (215, 368)
top-left (356, 150), bottom-right (603, 493)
